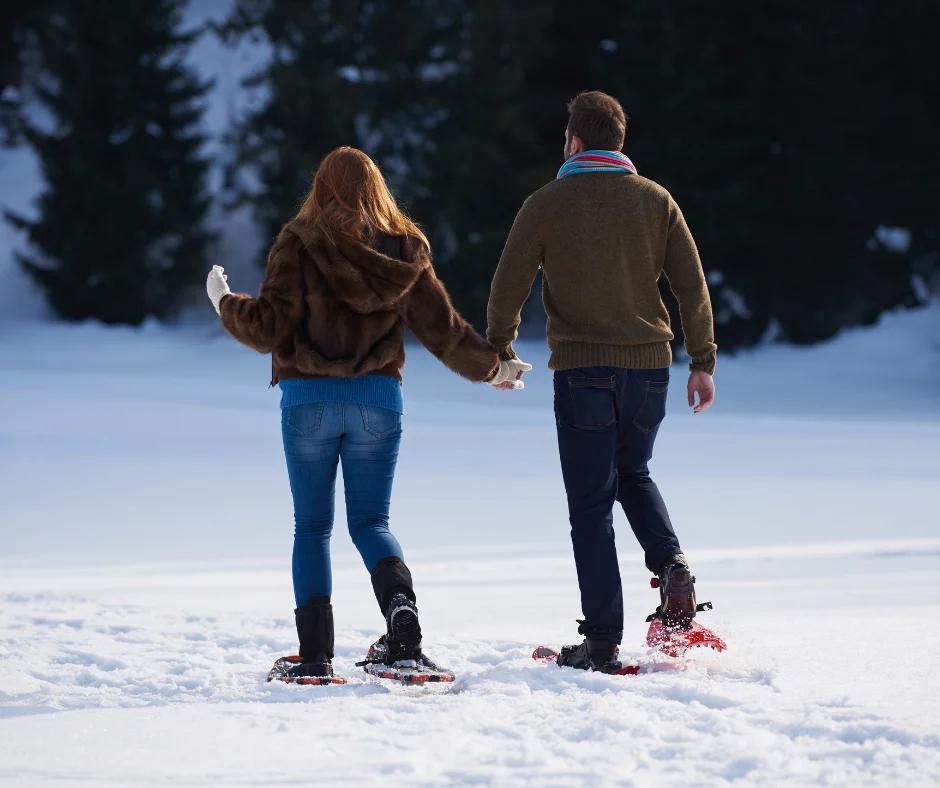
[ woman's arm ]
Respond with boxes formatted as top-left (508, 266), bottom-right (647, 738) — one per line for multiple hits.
top-left (219, 233), bottom-right (304, 353)
top-left (400, 243), bottom-right (499, 382)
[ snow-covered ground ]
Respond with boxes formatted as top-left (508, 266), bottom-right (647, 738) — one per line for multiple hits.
top-left (1, 304), bottom-right (939, 785)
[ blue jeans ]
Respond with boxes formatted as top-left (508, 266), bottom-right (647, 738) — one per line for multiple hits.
top-left (554, 367), bottom-right (682, 645)
top-left (281, 401), bottom-right (405, 608)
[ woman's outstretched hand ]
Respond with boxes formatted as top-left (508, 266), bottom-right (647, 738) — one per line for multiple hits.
top-left (206, 265), bottom-right (231, 316)
top-left (488, 358), bottom-right (533, 390)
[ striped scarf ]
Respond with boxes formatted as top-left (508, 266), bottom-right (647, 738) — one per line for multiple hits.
top-left (557, 149), bottom-right (637, 179)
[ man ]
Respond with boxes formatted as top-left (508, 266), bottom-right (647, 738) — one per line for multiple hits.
top-left (486, 90), bottom-right (717, 672)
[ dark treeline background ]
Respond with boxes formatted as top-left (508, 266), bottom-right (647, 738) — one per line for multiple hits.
top-left (3, 0), bottom-right (938, 351)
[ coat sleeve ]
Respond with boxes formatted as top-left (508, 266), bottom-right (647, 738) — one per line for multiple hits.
top-left (662, 198), bottom-right (717, 374)
top-left (219, 233), bottom-right (304, 354)
top-left (400, 246), bottom-right (500, 382)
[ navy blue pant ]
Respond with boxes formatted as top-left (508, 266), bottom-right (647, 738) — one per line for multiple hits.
top-left (281, 401), bottom-right (405, 608)
top-left (554, 367), bottom-right (681, 645)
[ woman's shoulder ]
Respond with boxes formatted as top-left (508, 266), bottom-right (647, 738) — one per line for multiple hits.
top-left (371, 232), bottom-right (405, 260)
top-left (373, 232), bottom-right (431, 266)
top-left (280, 219), bottom-right (318, 247)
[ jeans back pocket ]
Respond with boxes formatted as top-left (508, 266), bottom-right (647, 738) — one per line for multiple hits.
top-left (282, 403), bottom-right (326, 437)
top-left (558, 374), bottom-right (617, 430)
top-left (359, 404), bottom-right (402, 439)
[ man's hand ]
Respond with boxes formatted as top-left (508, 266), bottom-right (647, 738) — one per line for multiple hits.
top-left (489, 358), bottom-right (533, 390)
top-left (687, 370), bottom-right (715, 414)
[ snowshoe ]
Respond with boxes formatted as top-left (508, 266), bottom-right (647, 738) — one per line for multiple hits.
top-left (267, 655), bottom-right (346, 685)
top-left (533, 645), bottom-right (641, 676)
top-left (644, 554), bottom-right (726, 656)
top-left (271, 598), bottom-right (344, 683)
top-left (356, 583), bottom-right (454, 683)
top-left (645, 619), bottom-right (727, 657)
top-left (357, 635), bottom-right (455, 684)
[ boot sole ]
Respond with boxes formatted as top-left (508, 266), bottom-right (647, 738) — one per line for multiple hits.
top-left (390, 607), bottom-right (422, 650)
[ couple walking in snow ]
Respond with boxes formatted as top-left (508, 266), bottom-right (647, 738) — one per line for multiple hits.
top-left (207, 90), bottom-right (716, 680)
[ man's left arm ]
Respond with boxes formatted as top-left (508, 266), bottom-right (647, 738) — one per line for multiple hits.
top-left (486, 199), bottom-right (543, 360)
top-left (662, 199), bottom-right (717, 376)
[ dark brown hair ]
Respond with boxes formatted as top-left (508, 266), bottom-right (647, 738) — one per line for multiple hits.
top-left (566, 91), bottom-right (629, 151)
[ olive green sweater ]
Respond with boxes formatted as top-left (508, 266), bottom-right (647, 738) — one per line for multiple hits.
top-left (486, 172), bottom-right (717, 374)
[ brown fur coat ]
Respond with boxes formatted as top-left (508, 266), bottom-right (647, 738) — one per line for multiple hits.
top-left (219, 220), bottom-right (499, 384)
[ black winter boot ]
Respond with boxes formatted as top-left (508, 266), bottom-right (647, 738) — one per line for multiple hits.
top-left (383, 592), bottom-right (423, 662)
top-left (290, 596), bottom-right (335, 678)
top-left (557, 637), bottom-right (622, 673)
top-left (651, 553), bottom-right (698, 629)
top-left (370, 556), bottom-right (416, 612)
top-left (368, 557), bottom-right (423, 664)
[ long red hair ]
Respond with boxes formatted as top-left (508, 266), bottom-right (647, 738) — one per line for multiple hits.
top-left (296, 146), bottom-right (428, 249)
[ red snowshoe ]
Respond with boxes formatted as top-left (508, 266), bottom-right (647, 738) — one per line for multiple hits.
top-left (645, 619), bottom-right (726, 657)
top-left (645, 556), bottom-right (726, 657)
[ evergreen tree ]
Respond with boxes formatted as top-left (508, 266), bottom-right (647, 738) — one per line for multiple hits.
top-left (222, 0), bottom-right (938, 347)
top-left (5, 0), bottom-right (212, 324)
top-left (532, 0), bottom-right (938, 348)
top-left (412, 1), bottom-right (556, 326)
top-left (0, 2), bottom-right (54, 145)
top-left (221, 0), bottom-right (363, 246)
top-left (221, 0), bottom-right (467, 252)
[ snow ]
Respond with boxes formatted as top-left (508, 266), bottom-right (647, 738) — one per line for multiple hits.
top-left (873, 225), bottom-right (912, 254)
top-left (1, 302), bottom-right (939, 784)
top-left (2, 550), bottom-right (939, 785)
top-left (0, 146), bottom-right (46, 321)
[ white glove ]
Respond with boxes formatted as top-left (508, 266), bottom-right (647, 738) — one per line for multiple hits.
top-left (489, 358), bottom-right (533, 390)
top-left (206, 265), bottom-right (231, 316)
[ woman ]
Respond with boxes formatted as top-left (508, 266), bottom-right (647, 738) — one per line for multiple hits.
top-left (205, 147), bottom-right (530, 682)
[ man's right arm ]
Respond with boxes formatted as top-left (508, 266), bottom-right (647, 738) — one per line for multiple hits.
top-left (486, 198), bottom-right (543, 359)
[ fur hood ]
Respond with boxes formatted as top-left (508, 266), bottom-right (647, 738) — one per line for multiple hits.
top-left (284, 220), bottom-right (429, 314)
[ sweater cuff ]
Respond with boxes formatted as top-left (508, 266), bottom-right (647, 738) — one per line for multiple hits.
top-left (495, 344), bottom-right (517, 362)
top-left (689, 352), bottom-right (716, 376)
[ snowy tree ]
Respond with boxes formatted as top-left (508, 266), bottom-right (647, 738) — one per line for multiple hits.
top-left (5, 0), bottom-right (212, 324)
top-left (0, 2), bottom-right (53, 145)
top-left (219, 0), bottom-right (938, 345)
top-left (523, 0), bottom-right (940, 347)
top-left (220, 0), bottom-right (466, 252)
top-left (221, 0), bottom-right (552, 328)
top-left (409, 2), bottom-right (555, 327)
